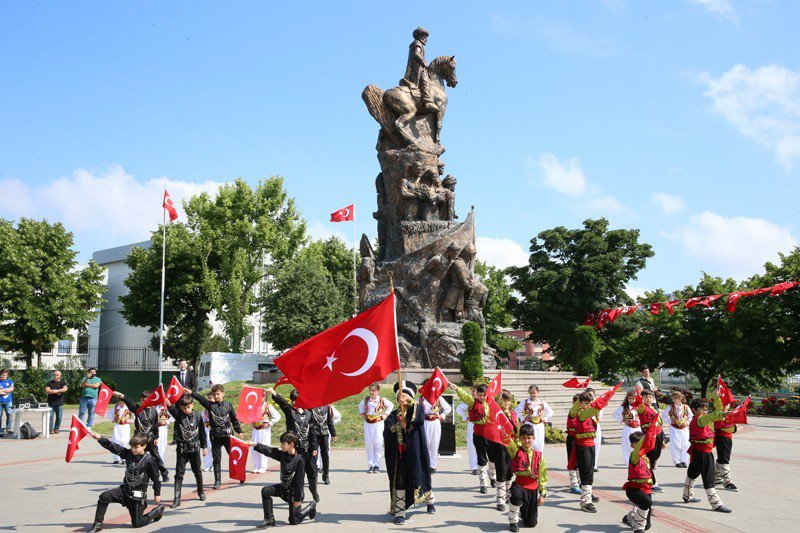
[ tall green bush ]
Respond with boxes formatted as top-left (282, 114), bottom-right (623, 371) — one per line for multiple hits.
top-left (460, 321), bottom-right (484, 383)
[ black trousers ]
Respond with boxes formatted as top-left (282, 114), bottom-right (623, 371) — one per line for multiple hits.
top-left (510, 483), bottom-right (539, 527)
top-left (575, 445), bottom-right (595, 486)
top-left (488, 441), bottom-right (512, 482)
top-left (317, 434), bottom-right (331, 477)
top-left (645, 431), bottom-right (663, 484)
top-left (715, 437), bottom-right (732, 464)
top-left (95, 487), bottom-right (151, 528)
top-left (625, 487), bottom-right (652, 528)
top-left (211, 435), bottom-right (231, 473)
top-left (473, 433), bottom-right (489, 467)
top-left (175, 450), bottom-right (203, 485)
top-left (688, 450), bottom-right (716, 488)
top-left (300, 447), bottom-right (318, 497)
top-left (565, 434), bottom-right (575, 463)
top-left (146, 439), bottom-right (168, 477)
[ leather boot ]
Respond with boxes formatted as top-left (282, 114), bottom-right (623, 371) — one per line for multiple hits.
top-left (195, 474), bottom-right (206, 501)
top-left (309, 475), bottom-right (320, 502)
top-left (171, 480), bottom-right (182, 508)
top-left (300, 501), bottom-right (317, 522)
top-left (87, 502), bottom-right (107, 532)
top-left (146, 505), bottom-right (165, 524)
top-left (257, 498), bottom-right (275, 528)
top-left (213, 464), bottom-right (222, 490)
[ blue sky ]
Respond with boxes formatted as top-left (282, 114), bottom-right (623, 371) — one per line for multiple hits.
top-left (1, 1), bottom-right (798, 296)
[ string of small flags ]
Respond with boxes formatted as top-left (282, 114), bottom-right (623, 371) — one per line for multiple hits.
top-left (582, 281), bottom-right (798, 330)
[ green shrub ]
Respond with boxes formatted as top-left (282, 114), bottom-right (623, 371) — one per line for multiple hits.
top-left (460, 321), bottom-right (484, 383)
top-left (544, 424), bottom-right (567, 444)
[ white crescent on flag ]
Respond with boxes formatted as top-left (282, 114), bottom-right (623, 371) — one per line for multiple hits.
top-left (231, 447), bottom-right (242, 465)
top-left (153, 390), bottom-right (161, 402)
top-left (341, 208), bottom-right (350, 218)
top-left (338, 328), bottom-right (380, 377)
top-left (168, 384), bottom-right (181, 398)
top-left (69, 427), bottom-right (78, 445)
top-left (99, 388), bottom-right (110, 402)
top-left (246, 391), bottom-right (259, 409)
top-left (432, 377), bottom-right (443, 391)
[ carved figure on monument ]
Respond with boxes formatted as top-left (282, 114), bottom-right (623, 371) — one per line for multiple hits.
top-left (439, 174), bottom-right (457, 221)
top-left (464, 277), bottom-right (488, 329)
top-left (402, 27), bottom-right (439, 115)
top-left (373, 172), bottom-right (387, 259)
top-left (440, 242), bottom-right (474, 322)
top-left (357, 236), bottom-right (377, 309)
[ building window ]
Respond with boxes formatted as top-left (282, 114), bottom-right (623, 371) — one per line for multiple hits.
top-left (57, 339), bottom-right (72, 354)
top-left (77, 333), bottom-right (89, 354)
top-left (243, 327), bottom-right (255, 353)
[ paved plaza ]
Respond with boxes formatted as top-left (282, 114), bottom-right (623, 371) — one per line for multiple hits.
top-left (1, 415), bottom-right (796, 532)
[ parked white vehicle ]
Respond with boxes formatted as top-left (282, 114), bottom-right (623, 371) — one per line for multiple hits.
top-left (197, 352), bottom-right (278, 390)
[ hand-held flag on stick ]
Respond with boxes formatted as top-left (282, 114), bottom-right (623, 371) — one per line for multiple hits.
top-left (65, 415), bottom-right (90, 463)
top-left (330, 204), bottom-right (355, 222)
top-left (725, 397), bottom-right (751, 424)
top-left (137, 384), bottom-right (166, 414)
top-left (274, 292), bottom-right (400, 409)
top-left (717, 376), bottom-right (735, 406)
top-left (590, 381), bottom-right (623, 410)
top-left (165, 376), bottom-right (185, 405)
top-left (484, 396), bottom-right (515, 445)
top-left (562, 377), bottom-right (591, 388)
top-left (94, 383), bottom-right (115, 417)
top-left (236, 386), bottom-right (266, 424)
top-left (419, 367), bottom-right (450, 405)
top-left (228, 436), bottom-right (250, 482)
top-left (487, 371), bottom-right (503, 398)
top-left (163, 189), bottom-right (179, 222)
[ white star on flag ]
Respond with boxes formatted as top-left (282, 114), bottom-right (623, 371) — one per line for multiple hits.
top-left (323, 354), bottom-right (337, 371)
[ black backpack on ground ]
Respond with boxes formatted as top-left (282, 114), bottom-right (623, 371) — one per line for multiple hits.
top-left (20, 422), bottom-right (40, 439)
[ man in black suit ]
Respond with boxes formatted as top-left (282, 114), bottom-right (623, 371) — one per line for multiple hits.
top-left (172, 359), bottom-right (197, 392)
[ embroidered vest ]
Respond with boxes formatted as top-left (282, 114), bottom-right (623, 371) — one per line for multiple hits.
top-left (627, 455), bottom-right (653, 485)
top-left (511, 447), bottom-right (541, 489)
top-left (689, 417), bottom-right (715, 452)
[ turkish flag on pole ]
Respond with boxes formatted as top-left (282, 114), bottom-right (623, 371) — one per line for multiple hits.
top-left (419, 367), bottom-right (450, 405)
top-left (484, 396), bottom-right (515, 445)
top-left (275, 292), bottom-right (400, 409)
top-left (165, 376), bottom-right (184, 405)
top-left (717, 376), bottom-right (735, 406)
top-left (94, 383), bottom-right (115, 417)
top-left (236, 386), bottom-right (266, 424)
top-left (163, 189), bottom-right (179, 222)
top-left (330, 204), bottom-right (355, 222)
top-left (486, 371), bottom-right (503, 398)
top-left (228, 436), bottom-right (250, 482)
top-left (590, 381), bottom-right (623, 410)
top-left (725, 397), bottom-right (751, 424)
top-left (65, 415), bottom-right (90, 463)
top-left (562, 377), bottom-right (590, 388)
top-left (137, 384), bottom-right (167, 414)
top-left (770, 281), bottom-right (799, 296)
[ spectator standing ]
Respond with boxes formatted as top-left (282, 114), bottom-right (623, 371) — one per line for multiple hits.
top-left (79, 367), bottom-right (102, 428)
top-left (45, 370), bottom-right (69, 433)
top-left (172, 359), bottom-right (196, 393)
top-left (0, 369), bottom-right (13, 432)
top-left (637, 366), bottom-right (660, 409)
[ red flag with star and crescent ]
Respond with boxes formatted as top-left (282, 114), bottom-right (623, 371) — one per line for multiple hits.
top-left (165, 376), bottom-right (184, 405)
top-left (275, 292), bottom-right (399, 409)
top-left (163, 189), bottom-right (178, 222)
top-left (236, 386), bottom-right (266, 424)
top-left (725, 397), bottom-right (751, 424)
top-left (562, 377), bottom-right (591, 388)
top-left (228, 436), bottom-right (250, 482)
top-left (419, 367), bottom-right (450, 405)
top-left (486, 371), bottom-right (503, 398)
top-left (330, 204), bottom-right (355, 222)
top-left (484, 396), bottom-right (515, 445)
top-left (137, 384), bottom-right (167, 414)
top-left (65, 415), bottom-right (91, 463)
top-left (94, 382), bottom-right (115, 417)
top-left (717, 376), bottom-right (735, 406)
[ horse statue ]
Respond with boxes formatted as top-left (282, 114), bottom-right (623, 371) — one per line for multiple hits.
top-left (362, 55), bottom-right (458, 147)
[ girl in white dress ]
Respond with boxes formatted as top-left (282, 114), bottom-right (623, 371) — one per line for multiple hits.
top-left (422, 395), bottom-right (452, 473)
top-left (514, 384), bottom-right (554, 452)
top-left (661, 390), bottom-right (692, 467)
top-left (109, 400), bottom-right (133, 464)
top-left (455, 399), bottom-right (478, 474)
top-left (251, 400), bottom-right (282, 473)
top-left (358, 382), bottom-right (393, 473)
top-left (156, 404), bottom-right (173, 462)
top-left (612, 390), bottom-right (641, 464)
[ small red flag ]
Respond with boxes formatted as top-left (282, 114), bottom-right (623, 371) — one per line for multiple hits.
top-left (726, 291), bottom-right (744, 313)
top-left (275, 292), bottom-right (400, 409)
top-left (483, 396), bottom-right (515, 445)
top-left (137, 384), bottom-right (166, 414)
top-left (725, 397), bottom-right (750, 424)
top-left (163, 189), bottom-right (179, 222)
top-left (275, 375), bottom-right (291, 388)
top-left (419, 367), bottom-right (450, 405)
top-left (165, 376), bottom-right (184, 405)
top-left (590, 381), bottom-right (623, 410)
top-left (65, 415), bottom-right (90, 463)
top-left (744, 287), bottom-right (771, 296)
top-left (236, 386), bottom-right (266, 424)
top-left (664, 300), bottom-right (681, 314)
top-left (717, 376), bottom-right (735, 406)
top-left (581, 312), bottom-right (598, 326)
top-left (685, 297), bottom-right (704, 309)
top-left (330, 204), bottom-right (355, 222)
top-left (595, 309), bottom-right (612, 329)
top-left (649, 303), bottom-right (662, 315)
top-left (228, 436), bottom-right (250, 482)
top-left (608, 307), bottom-right (624, 324)
top-left (94, 383), bottom-right (115, 418)
top-left (770, 281), bottom-right (799, 296)
top-left (562, 377), bottom-right (590, 388)
top-left (487, 371), bottom-right (503, 398)
top-left (624, 305), bottom-right (639, 316)
top-left (630, 391), bottom-right (643, 408)
top-left (699, 294), bottom-right (723, 307)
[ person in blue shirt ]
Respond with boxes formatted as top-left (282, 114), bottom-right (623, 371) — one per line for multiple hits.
top-left (0, 368), bottom-right (14, 431)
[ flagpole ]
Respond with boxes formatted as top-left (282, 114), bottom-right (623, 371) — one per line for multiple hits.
top-left (158, 186), bottom-right (166, 386)
top-left (352, 200), bottom-right (358, 316)
top-left (389, 272), bottom-right (405, 419)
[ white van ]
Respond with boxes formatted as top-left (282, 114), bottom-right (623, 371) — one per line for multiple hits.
top-left (196, 352), bottom-right (278, 390)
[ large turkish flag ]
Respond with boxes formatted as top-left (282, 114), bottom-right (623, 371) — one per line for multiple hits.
top-left (228, 436), bottom-right (250, 482)
top-left (65, 415), bottom-right (90, 463)
top-left (236, 386), bottom-right (266, 424)
top-left (275, 292), bottom-right (400, 409)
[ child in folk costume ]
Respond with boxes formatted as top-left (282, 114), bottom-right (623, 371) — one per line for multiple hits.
top-left (116, 390), bottom-right (170, 482)
top-left (422, 390), bottom-right (452, 474)
top-left (165, 394), bottom-right (208, 508)
top-left (252, 399), bottom-right (282, 474)
top-left (636, 390), bottom-right (665, 492)
top-left (189, 384), bottom-right (244, 490)
top-left (384, 381), bottom-right (435, 525)
top-left (662, 391), bottom-right (692, 468)
top-left (250, 431), bottom-right (317, 528)
top-left (714, 404), bottom-right (738, 491)
top-left (109, 399), bottom-right (134, 464)
top-left (156, 404), bottom-right (173, 463)
top-left (455, 392), bottom-right (478, 475)
top-left (586, 388), bottom-right (603, 472)
top-left (505, 424), bottom-right (547, 532)
top-left (566, 393), bottom-right (581, 494)
top-left (621, 420), bottom-right (660, 532)
top-left (569, 391), bottom-right (609, 512)
top-left (683, 395), bottom-right (732, 513)
top-left (612, 390), bottom-right (641, 465)
top-left (359, 382), bottom-right (393, 474)
top-left (514, 385), bottom-right (553, 453)
top-left (310, 405), bottom-right (337, 484)
top-left (490, 390), bottom-right (519, 512)
top-left (201, 395), bottom-right (213, 472)
top-left (316, 405), bottom-right (342, 474)
top-left (452, 382), bottom-right (491, 493)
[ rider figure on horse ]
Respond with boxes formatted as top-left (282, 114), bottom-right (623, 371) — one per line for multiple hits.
top-left (402, 26), bottom-right (439, 114)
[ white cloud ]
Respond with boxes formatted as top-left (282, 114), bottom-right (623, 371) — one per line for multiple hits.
top-left (700, 64), bottom-right (800, 169)
top-left (533, 152), bottom-right (587, 196)
top-left (651, 192), bottom-right (687, 215)
top-left (625, 285), bottom-right (649, 301)
top-left (669, 211), bottom-right (798, 279)
top-left (0, 165), bottom-right (226, 241)
top-left (476, 236), bottom-right (529, 270)
top-left (689, 0), bottom-right (736, 19)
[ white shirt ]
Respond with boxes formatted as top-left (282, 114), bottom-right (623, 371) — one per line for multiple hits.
top-left (358, 396), bottom-right (394, 419)
top-left (515, 398), bottom-right (553, 424)
top-left (423, 397), bottom-right (452, 419)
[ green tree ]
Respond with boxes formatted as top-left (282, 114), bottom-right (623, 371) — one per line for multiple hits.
top-left (474, 260), bottom-right (522, 367)
top-left (120, 223), bottom-right (213, 368)
top-left (310, 237), bottom-right (358, 317)
top-left (508, 218), bottom-right (653, 378)
top-left (0, 218), bottom-right (105, 368)
top-left (186, 178), bottom-right (306, 351)
top-left (260, 240), bottom-right (352, 351)
top-left (460, 321), bottom-right (484, 383)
